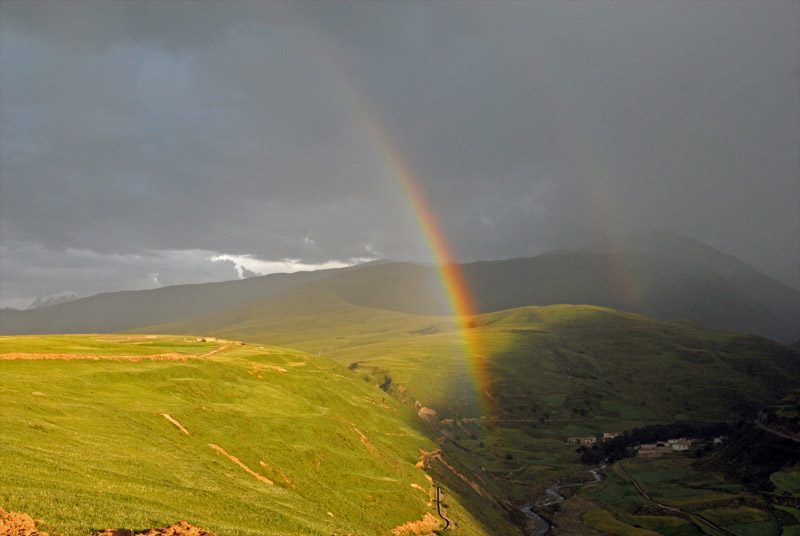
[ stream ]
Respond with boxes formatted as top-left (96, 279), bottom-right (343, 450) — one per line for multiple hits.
top-left (520, 464), bottom-right (606, 536)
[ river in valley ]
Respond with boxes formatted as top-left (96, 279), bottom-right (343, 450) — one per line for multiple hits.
top-left (520, 464), bottom-right (606, 535)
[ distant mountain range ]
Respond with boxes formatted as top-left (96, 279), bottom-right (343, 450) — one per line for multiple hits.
top-left (2, 230), bottom-right (798, 343)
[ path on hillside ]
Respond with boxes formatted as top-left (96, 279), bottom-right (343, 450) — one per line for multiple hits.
top-left (0, 345), bottom-right (230, 361)
top-left (754, 420), bottom-right (800, 444)
top-left (617, 461), bottom-right (737, 536)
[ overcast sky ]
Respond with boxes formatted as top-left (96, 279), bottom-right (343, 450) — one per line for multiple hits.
top-left (1, 1), bottom-right (798, 309)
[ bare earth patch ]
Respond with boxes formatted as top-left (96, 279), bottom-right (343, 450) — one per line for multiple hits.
top-left (208, 444), bottom-right (273, 485)
top-left (248, 363), bottom-right (287, 373)
top-left (161, 414), bottom-right (190, 435)
top-left (0, 508), bottom-right (46, 536)
top-left (410, 483), bottom-right (434, 507)
top-left (437, 458), bottom-right (490, 499)
top-left (0, 510), bottom-right (215, 536)
top-left (350, 424), bottom-right (377, 455)
top-left (259, 460), bottom-right (295, 489)
top-left (390, 513), bottom-right (441, 535)
top-left (93, 521), bottom-right (217, 536)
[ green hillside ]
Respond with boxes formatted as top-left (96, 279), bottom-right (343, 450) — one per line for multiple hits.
top-left (138, 295), bottom-right (799, 426)
top-left (5, 297), bottom-right (798, 534)
top-left (0, 335), bottom-right (519, 536)
top-left (134, 294), bottom-right (800, 515)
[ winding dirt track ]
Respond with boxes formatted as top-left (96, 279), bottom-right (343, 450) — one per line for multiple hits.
top-left (754, 420), bottom-right (800, 443)
top-left (0, 347), bottom-right (229, 362)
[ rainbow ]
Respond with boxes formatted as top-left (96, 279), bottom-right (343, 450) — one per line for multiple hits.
top-left (536, 58), bottom-right (644, 310)
top-left (352, 95), bottom-right (496, 417)
top-left (360, 108), bottom-right (494, 390)
top-left (300, 25), bottom-right (650, 431)
top-left (318, 52), bottom-right (497, 417)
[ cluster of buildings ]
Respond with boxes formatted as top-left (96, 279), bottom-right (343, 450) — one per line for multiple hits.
top-left (566, 432), bottom-right (620, 446)
top-left (567, 434), bottom-right (727, 457)
top-left (192, 337), bottom-right (244, 345)
top-left (636, 438), bottom-right (694, 457)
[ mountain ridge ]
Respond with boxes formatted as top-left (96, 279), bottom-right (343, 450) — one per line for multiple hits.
top-left (2, 231), bottom-right (797, 343)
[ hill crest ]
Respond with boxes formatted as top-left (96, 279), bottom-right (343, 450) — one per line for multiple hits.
top-left (2, 231), bottom-right (797, 343)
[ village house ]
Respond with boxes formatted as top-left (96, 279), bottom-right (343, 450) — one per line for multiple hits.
top-left (668, 438), bottom-right (693, 451)
top-left (636, 442), bottom-right (673, 457)
top-left (567, 436), bottom-right (597, 446)
top-left (567, 432), bottom-right (621, 446)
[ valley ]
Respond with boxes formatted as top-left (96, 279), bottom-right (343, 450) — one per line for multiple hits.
top-left (2, 235), bottom-right (799, 535)
top-left (2, 296), bottom-right (798, 535)
top-left (2, 1), bottom-right (797, 533)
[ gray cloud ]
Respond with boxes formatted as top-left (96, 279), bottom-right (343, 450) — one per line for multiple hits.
top-left (1, 1), bottom-right (798, 307)
top-left (0, 243), bottom-right (240, 309)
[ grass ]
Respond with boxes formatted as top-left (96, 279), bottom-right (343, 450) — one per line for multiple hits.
top-left (0, 334), bottom-right (220, 355)
top-left (7, 298), bottom-right (800, 535)
top-left (582, 508), bottom-right (661, 535)
top-left (618, 458), bottom-right (742, 507)
top-left (774, 506), bottom-right (800, 526)
top-left (771, 472), bottom-right (800, 497)
top-left (696, 508), bottom-right (778, 536)
top-left (143, 299), bottom-right (800, 533)
top-left (576, 456), bottom-right (786, 536)
top-left (1, 335), bottom-right (517, 536)
top-left (138, 300), bottom-right (800, 450)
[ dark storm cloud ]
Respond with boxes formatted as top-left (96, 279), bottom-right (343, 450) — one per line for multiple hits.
top-left (1, 1), bottom-right (798, 307)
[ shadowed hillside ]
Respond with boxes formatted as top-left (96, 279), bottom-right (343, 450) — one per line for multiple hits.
top-left (459, 251), bottom-right (797, 343)
top-left (137, 294), bottom-right (800, 427)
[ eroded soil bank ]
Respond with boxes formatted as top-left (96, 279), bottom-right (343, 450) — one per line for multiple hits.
top-left (0, 510), bottom-right (217, 536)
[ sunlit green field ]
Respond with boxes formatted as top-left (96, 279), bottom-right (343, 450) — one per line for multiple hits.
top-left (0, 334), bottom-right (220, 355)
top-left (0, 335), bottom-right (515, 536)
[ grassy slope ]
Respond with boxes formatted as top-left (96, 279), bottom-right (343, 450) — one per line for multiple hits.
top-left (134, 298), bottom-right (800, 519)
top-left (0, 335), bottom-right (517, 536)
top-left (142, 295), bottom-right (800, 425)
top-left (328, 305), bottom-right (800, 512)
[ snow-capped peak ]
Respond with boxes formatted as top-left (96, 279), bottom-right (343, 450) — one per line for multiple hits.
top-left (27, 291), bottom-right (80, 310)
